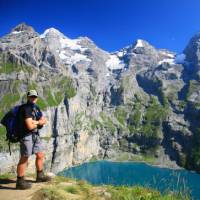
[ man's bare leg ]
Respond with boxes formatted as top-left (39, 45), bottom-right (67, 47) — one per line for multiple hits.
top-left (35, 152), bottom-right (44, 171)
top-left (17, 156), bottom-right (28, 177)
top-left (35, 152), bottom-right (51, 182)
top-left (16, 156), bottom-right (32, 189)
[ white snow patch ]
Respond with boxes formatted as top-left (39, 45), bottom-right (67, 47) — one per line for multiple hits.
top-left (59, 51), bottom-right (68, 60)
top-left (106, 55), bottom-right (125, 70)
top-left (40, 28), bottom-right (62, 38)
top-left (175, 54), bottom-right (186, 64)
top-left (117, 52), bottom-right (124, 57)
top-left (160, 51), bottom-right (175, 58)
top-left (12, 31), bottom-right (23, 34)
top-left (40, 28), bottom-right (87, 52)
top-left (59, 51), bottom-right (91, 64)
top-left (158, 58), bottom-right (175, 65)
top-left (70, 53), bottom-right (91, 64)
top-left (158, 53), bottom-right (186, 65)
top-left (134, 39), bottom-right (144, 48)
top-left (60, 37), bottom-right (84, 51)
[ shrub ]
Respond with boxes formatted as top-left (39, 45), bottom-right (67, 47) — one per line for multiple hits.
top-left (0, 92), bottom-right (20, 119)
top-left (114, 106), bottom-right (127, 126)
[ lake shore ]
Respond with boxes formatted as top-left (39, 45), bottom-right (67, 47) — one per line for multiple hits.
top-left (59, 160), bottom-right (199, 200)
top-left (103, 148), bottom-right (182, 171)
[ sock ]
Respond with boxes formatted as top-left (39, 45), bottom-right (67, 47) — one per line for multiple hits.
top-left (37, 170), bottom-right (43, 173)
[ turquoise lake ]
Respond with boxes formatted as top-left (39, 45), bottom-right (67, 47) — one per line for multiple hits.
top-left (58, 161), bottom-right (200, 200)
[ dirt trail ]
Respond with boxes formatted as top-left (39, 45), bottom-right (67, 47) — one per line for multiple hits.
top-left (0, 177), bottom-right (48, 200)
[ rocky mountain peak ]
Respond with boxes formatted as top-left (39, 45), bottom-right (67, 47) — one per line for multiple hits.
top-left (40, 28), bottom-right (96, 50)
top-left (132, 39), bottom-right (154, 50)
top-left (40, 27), bottom-right (64, 39)
top-left (11, 22), bottom-right (36, 33)
top-left (121, 39), bottom-right (158, 57)
top-left (133, 39), bottom-right (147, 48)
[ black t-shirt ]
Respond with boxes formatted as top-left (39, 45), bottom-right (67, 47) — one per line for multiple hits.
top-left (18, 102), bottom-right (41, 137)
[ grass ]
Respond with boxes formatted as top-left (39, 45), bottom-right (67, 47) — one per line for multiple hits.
top-left (186, 80), bottom-right (200, 100)
top-left (0, 126), bottom-right (7, 151)
top-left (128, 108), bottom-right (141, 129)
top-left (90, 119), bottom-right (102, 130)
top-left (44, 88), bottom-right (58, 107)
top-left (111, 96), bottom-right (169, 140)
top-left (0, 92), bottom-right (20, 119)
top-left (0, 63), bottom-right (76, 113)
top-left (36, 76), bottom-right (77, 110)
top-left (36, 97), bottom-right (48, 110)
top-left (0, 63), bottom-right (23, 74)
top-left (125, 96), bottom-right (168, 141)
top-left (113, 151), bottom-right (157, 165)
top-left (129, 96), bottom-right (167, 138)
top-left (0, 172), bottom-right (15, 179)
top-left (99, 112), bottom-right (116, 135)
top-left (114, 106), bottom-right (127, 126)
top-left (55, 91), bottom-right (64, 105)
top-left (39, 187), bottom-right (67, 200)
top-left (107, 185), bottom-right (159, 200)
top-left (89, 155), bottom-right (98, 162)
top-left (72, 112), bottom-right (84, 131)
top-left (107, 185), bottom-right (190, 200)
top-left (63, 185), bottom-right (80, 194)
top-left (57, 76), bottom-right (77, 99)
top-left (0, 79), bottom-right (23, 119)
top-left (27, 80), bottom-right (38, 91)
top-left (0, 62), bottom-right (34, 74)
top-left (32, 175), bottom-right (191, 200)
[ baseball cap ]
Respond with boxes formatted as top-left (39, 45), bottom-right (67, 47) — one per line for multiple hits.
top-left (27, 90), bottom-right (38, 97)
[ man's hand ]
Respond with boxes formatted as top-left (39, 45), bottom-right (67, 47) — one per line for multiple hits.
top-left (38, 116), bottom-right (47, 126)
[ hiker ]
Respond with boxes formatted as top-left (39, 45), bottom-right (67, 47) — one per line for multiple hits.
top-left (16, 90), bottom-right (51, 190)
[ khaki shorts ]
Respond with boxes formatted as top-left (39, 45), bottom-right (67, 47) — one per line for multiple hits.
top-left (20, 133), bottom-right (43, 157)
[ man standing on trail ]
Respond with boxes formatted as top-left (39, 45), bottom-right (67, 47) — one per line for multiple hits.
top-left (16, 90), bottom-right (51, 190)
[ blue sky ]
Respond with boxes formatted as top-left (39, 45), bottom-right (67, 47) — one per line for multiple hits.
top-left (0, 0), bottom-right (200, 53)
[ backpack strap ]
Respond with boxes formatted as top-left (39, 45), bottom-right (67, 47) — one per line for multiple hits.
top-left (32, 105), bottom-right (43, 120)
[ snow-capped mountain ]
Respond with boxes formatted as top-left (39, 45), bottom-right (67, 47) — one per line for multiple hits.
top-left (1, 23), bottom-right (200, 174)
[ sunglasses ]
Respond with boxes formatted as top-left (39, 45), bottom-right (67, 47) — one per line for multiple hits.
top-left (29, 96), bottom-right (38, 98)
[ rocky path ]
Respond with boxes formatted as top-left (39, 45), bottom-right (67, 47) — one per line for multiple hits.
top-left (0, 177), bottom-right (48, 200)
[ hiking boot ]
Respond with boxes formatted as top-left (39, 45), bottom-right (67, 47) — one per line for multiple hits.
top-left (36, 170), bottom-right (51, 182)
top-left (16, 176), bottom-right (32, 190)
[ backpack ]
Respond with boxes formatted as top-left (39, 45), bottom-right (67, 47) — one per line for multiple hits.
top-left (1, 105), bottom-right (23, 155)
top-left (1, 103), bottom-right (43, 155)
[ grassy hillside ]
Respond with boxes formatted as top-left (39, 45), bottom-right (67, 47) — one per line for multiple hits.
top-left (32, 176), bottom-right (190, 200)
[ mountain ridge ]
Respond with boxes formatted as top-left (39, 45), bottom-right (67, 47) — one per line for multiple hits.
top-left (0, 23), bottom-right (200, 174)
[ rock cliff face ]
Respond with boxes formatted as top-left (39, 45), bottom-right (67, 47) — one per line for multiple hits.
top-left (1, 23), bottom-right (200, 174)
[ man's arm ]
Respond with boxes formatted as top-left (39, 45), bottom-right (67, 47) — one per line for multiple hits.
top-left (25, 117), bottom-right (47, 131)
top-left (25, 118), bottom-right (38, 130)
